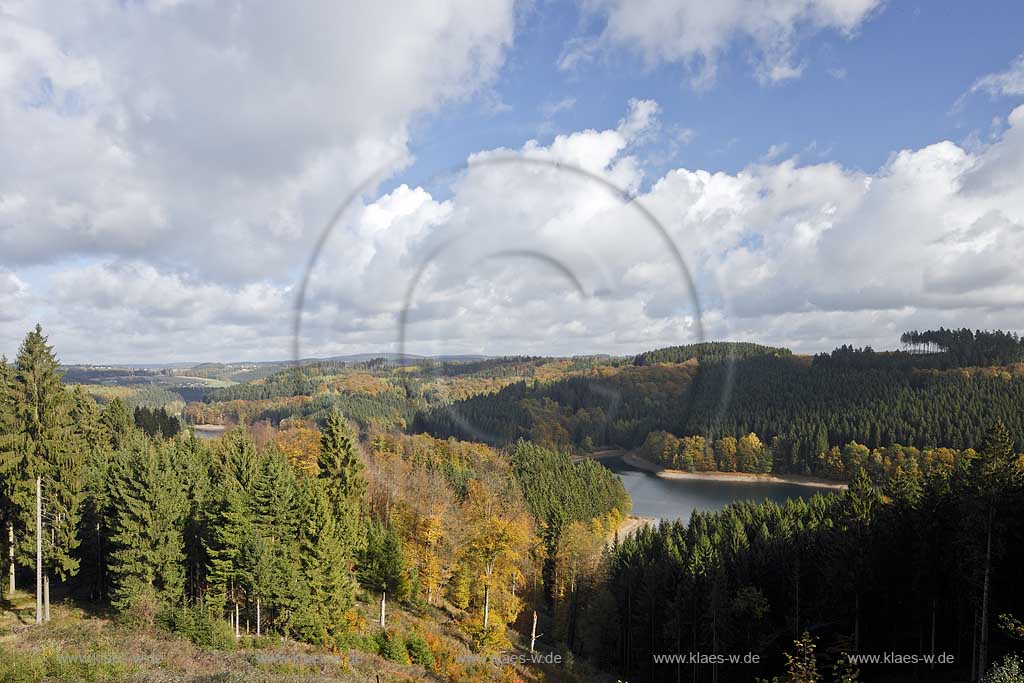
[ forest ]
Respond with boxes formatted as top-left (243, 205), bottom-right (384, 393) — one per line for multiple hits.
top-left (2, 324), bottom-right (1023, 682)
top-left (596, 427), bottom-right (1023, 682)
top-left (415, 334), bottom-right (1024, 478)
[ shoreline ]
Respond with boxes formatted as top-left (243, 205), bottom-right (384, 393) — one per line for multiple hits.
top-left (621, 452), bottom-right (848, 490)
top-left (610, 515), bottom-right (656, 544)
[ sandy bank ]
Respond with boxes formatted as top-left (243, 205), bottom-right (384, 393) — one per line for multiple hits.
top-left (610, 515), bottom-right (657, 544)
top-left (622, 452), bottom-right (847, 490)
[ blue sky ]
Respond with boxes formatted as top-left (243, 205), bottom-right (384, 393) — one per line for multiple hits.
top-left (404, 0), bottom-right (1024, 187)
top-left (2, 1), bottom-right (1024, 362)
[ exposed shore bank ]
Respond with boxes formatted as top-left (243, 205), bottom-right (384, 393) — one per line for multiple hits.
top-left (610, 515), bottom-right (657, 544)
top-left (621, 452), bottom-right (848, 490)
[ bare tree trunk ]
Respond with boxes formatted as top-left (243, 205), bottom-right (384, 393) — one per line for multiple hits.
top-left (8, 522), bottom-right (14, 595)
top-left (530, 611), bottom-right (538, 652)
top-left (931, 598), bottom-right (937, 672)
top-left (971, 608), bottom-right (977, 681)
top-left (256, 597), bottom-right (261, 636)
top-left (483, 584), bottom-right (490, 629)
top-left (380, 591), bottom-right (386, 628)
top-left (44, 574), bottom-right (50, 622)
top-left (977, 509), bottom-right (994, 682)
top-left (235, 603), bottom-right (240, 638)
top-left (35, 477), bottom-right (42, 625)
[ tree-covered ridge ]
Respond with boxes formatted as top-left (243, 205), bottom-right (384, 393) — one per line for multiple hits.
top-left (412, 363), bottom-right (697, 449)
top-left (633, 341), bottom-right (793, 366)
top-left (682, 355), bottom-right (1024, 471)
top-left (589, 423), bottom-right (1023, 683)
top-left (187, 356), bottom-right (627, 436)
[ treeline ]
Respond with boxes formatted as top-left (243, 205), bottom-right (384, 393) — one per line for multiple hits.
top-left (638, 431), bottom-right (773, 473)
top-left (589, 424), bottom-right (1023, 682)
top-left (633, 341), bottom-right (792, 366)
top-left (205, 364), bottom-right (346, 402)
top-left (901, 327), bottom-right (1024, 366)
top-left (186, 389), bottom-right (414, 435)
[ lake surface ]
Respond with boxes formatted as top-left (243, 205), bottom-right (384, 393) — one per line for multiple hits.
top-left (602, 456), bottom-right (839, 522)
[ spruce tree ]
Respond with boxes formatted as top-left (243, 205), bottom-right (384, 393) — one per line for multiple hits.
top-left (317, 410), bottom-right (366, 556)
top-left (969, 420), bottom-right (1021, 681)
top-left (100, 398), bottom-right (135, 450)
top-left (107, 438), bottom-right (186, 613)
top-left (359, 518), bottom-right (408, 600)
top-left (12, 325), bottom-right (84, 582)
top-left (296, 480), bottom-right (356, 647)
top-left (204, 476), bottom-right (252, 613)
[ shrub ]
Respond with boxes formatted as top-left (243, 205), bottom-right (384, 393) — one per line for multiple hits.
top-left (380, 630), bottom-right (410, 664)
top-left (405, 633), bottom-right (433, 667)
top-left (157, 607), bottom-right (237, 650)
top-left (985, 655), bottom-right (1024, 683)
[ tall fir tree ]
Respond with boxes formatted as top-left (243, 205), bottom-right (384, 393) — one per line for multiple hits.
top-left (204, 476), bottom-right (253, 613)
top-left (317, 410), bottom-right (366, 557)
top-left (11, 325), bottom-right (84, 582)
top-left (296, 479), bottom-right (357, 647)
top-left (968, 420), bottom-right (1021, 682)
top-left (107, 438), bottom-right (186, 613)
top-left (100, 398), bottom-right (136, 451)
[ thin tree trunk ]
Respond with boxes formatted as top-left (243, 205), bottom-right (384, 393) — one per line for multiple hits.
top-left (483, 584), bottom-right (490, 629)
top-left (530, 610), bottom-right (538, 652)
top-left (44, 574), bottom-right (50, 622)
top-left (256, 597), bottom-right (261, 636)
top-left (35, 476), bottom-right (42, 625)
top-left (971, 608), bottom-right (977, 681)
top-left (380, 590), bottom-right (386, 628)
top-left (235, 603), bottom-right (240, 638)
top-left (977, 508), bottom-right (994, 682)
top-left (8, 522), bottom-right (14, 595)
top-left (931, 598), bottom-right (937, 672)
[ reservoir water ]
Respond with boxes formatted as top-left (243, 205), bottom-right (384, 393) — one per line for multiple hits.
top-left (602, 455), bottom-right (840, 522)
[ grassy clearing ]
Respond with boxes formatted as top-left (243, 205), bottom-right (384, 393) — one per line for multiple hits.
top-left (0, 591), bottom-right (585, 683)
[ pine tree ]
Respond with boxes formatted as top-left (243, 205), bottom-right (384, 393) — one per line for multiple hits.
top-left (249, 446), bottom-right (305, 635)
top-left (969, 420), bottom-right (1021, 682)
top-left (12, 325), bottom-right (84, 583)
top-left (100, 398), bottom-right (135, 450)
top-left (359, 518), bottom-right (408, 599)
top-left (317, 410), bottom-right (366, 557)
top-left (107, 438), bottom-right (186, 614)
top-left (296, 480), bottom-right (357, 647)
top-left (204, 476), bottom-right (252, 613)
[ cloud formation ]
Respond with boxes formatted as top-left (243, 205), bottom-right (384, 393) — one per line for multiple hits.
top-left (968, 53), bottom-right (1024, 99)
top-left (3, 3), bottom-right (1024, 364)
top-left (563, 0), bottom-right (884, 86)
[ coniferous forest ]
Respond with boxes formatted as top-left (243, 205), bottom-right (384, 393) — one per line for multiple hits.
top-left (1, 325), bottom-right (1023, 682)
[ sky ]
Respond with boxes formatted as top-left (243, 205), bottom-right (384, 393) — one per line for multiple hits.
top-left (2, 0), bottom-right (1024, 364)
